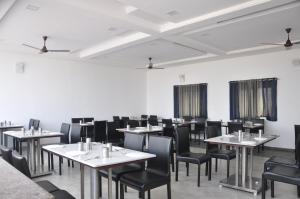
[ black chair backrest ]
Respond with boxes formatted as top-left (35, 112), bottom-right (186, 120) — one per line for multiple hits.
top-left (83, 117), bottom-right (94, 123)
top-left (127, 120), bottom-right (140, 128)
top-left (28, 119), bottom-right (34, 129)
top-left (162, 119), bottom-right (173, 127)
top-left (70, 124), bottom-right (82, 143)
top-left (295, 125), bottom-right (300, 162)
top-left (121, 117), bottom-right (129, 121)
top-left (124, 133), bottom-right (145, 151)
top-left (107, 121), bottom-right (123, 141)
top-left (227, 122), bottom-right (243, 134)
top-left (94, 121), bottom-right (107, 143)
top-left (147, 135), bottom-right (171, 177)
top-left (71, 118), bottom-right (83, 124)
top-left (175, 126), bottom-right (190, 155)
top-left (182, 116), bottom-right (193, 121)
top-left (207, 121), bottom-right (222, 127)
top-left (113, 116), bottom-right (120, 121)
top-left (206, 126), bottom-right (222, 152)
top-left (120, 117), bottom-right (130, 128)
top-left (149, 115), bottom-right (157, 120)
top-left (33, 119), bottom-right (40, 130)
top-left (148, 118), bottom-right (158, 126)
top-left (60, 123), bottom-right (71, 144)
top-left (11, 152), bottom-right (31, 178)
top-left (141, 115), bottom-right (148, 119)
top-left (0, 146), bottom-right (12, 164)
top-left (163, 127), bottom-right (175, 139)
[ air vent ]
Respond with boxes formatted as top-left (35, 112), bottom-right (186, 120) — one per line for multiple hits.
top-left (26, 4), bottom-right (40, 11)
top-left (166, 10), bottom-right (180, 16)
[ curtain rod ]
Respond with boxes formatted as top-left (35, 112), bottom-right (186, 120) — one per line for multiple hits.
top-left (174, 83), bottom-right (208, 86)
top-left (229, 77), bottom-right (278, 83)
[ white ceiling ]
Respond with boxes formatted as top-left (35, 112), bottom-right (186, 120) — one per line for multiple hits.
top-left (0, 0), bottom-right (299, 68)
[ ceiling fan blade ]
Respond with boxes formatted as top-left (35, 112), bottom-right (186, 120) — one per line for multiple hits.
top-left (136, 67), bottom-right (148, 69)
top-left (22, 44), bottom-right (40, 50)
top-left (47, 50), bottom-right (70, 52)
top-left (260, 43), bottom-right (282, 46)
top-left (293, 41), bottom-right (300, 45)
top-left (151, 67), bottom-right (164, 69)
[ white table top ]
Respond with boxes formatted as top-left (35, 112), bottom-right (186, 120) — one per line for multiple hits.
top-left (116, 126), bottom-right (163, 134)
top-left (0, 158), bottom-right (53, 199)
top-left (0, 124), bottom-right (23, 129)
top-left (43, 143), bottom-right (155, 168)
top-left (79, 122), bottom-right (94, 126)
top-left (205, 134), bottom-right (278, 147)
top-left (3, 130), bottom-right (63, 139)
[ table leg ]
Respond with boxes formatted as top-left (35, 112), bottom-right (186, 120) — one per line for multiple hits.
top-left (90, 168), bottom-right (99, 199)
top-left (0, 130), bottom-right (3, 145)
top-left (30, 139), bottom-right (36, 173)
top-left (27, 141), bottom-right (31, 170)
top-left (36, 139), bottom-right (41, 173)
top-left (242, 146), bottom-right (247, 187)
top-left (108, 168), bottom-right (112, 199)
top-left (80, 164), bottom-right (85, 199)
top-left (249, 148), bottom-right (253, 189)
top-left (235, 146), bottom-right (239, 186)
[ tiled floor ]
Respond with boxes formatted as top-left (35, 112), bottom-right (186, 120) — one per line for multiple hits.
top-left (36, 144), bottom-right (297, 199)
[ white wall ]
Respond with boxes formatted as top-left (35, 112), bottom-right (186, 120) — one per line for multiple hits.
top-left (147, 49), bottom-right (300, 149)
top-left (0, 51), bottom-right (147, 133)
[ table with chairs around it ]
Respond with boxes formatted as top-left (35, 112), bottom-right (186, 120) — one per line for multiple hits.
top-left (2, 115), bottom-right (300, 199)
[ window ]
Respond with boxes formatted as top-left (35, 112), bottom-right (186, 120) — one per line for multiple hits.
top-left (174, 83), bottom-right (207, 118)
top-left (229, 78), bottom-right (277, 121)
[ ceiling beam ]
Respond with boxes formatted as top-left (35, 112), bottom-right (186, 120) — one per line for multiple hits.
top-left (0, 0), bottom-right (17, 23)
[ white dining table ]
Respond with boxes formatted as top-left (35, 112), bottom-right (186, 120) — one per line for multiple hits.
top-left (0, 123), bottom-right (23, 145)
top-left (3, 130), bottom-right (63, 177)
top-left (205, 133), bottom-right (278, 195)
top-left (42, 143), bottom-right (155, 199)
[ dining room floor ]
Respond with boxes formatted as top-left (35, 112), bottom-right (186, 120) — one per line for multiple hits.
top-left (36, 145), bottom-right (296, 199)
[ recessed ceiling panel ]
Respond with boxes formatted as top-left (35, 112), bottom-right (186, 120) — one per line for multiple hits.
top-left (187, 6), bottom-right (300, 52)
top-left (93, 39), bottom-right (206, 67)
top-left (0, 0), bottom-right (135, 53)
top-left (118, 0), bottom-right (250, 22)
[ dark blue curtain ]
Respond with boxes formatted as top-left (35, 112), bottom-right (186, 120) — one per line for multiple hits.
top-left (262, 78), bottom-right (277, 121)
top-left (199, 84), bottom-right (207, 118)
top-left (229, 82), bottom-right (240, 120)
top-left (173, 86), bottom-right (179, 118)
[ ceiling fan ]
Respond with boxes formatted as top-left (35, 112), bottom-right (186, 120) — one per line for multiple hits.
top-left (22, 36), bottom-right (70, 54)
top-left (136, 57), bottom-right (164, 70)
top-left (260, 28), bottom-right (300, 48)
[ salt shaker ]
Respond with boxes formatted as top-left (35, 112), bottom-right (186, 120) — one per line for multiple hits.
top-left (126, 124), bottom-right (130, 130)
top-left (107, 143), bottom-right (112, 152)
top-left (102, 147), bottom-right (109, 158)
top-left (78, 142), bottom-right (84, 151)
top-left (259, 129), bottom-right (263, 138)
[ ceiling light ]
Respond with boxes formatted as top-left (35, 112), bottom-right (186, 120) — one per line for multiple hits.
top-left (161, 0), bottom-right (271, 32)
top-left (26, 4), bottom-right (40, 11)
top-left (166, 10), bottom-right (180, 17)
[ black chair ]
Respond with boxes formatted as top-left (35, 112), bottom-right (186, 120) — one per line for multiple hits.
top-left (28, 119), bottom-right (35, 129)
top-left (0, 145), bottom-right (12, 164)
top-left (121, 117), bottom-right (130, 128)
top-left (149, 115), bottom-right (157, 120)
top-left (175, 126), bottom-right (211, 187)
top-left (127, 120), bottom-right (140, 128)
top-left (120, 135), bottom-right (172, 199)
top-left (191, 118), bottom-right (206, 143)
top-left (206, 126), bottom-right (235, 178)
top-left (107, 121), bottom-right (124, 146)
top-left (162, 119), bottom-right (173, 127)
top-left (227, 122), bottom-right (243, 134)
top-left (71, 118), bottom-right (83, 123)
top-left (141, 115), bottom-right (148, 119)
top-left (99, 133), bottom-right (145, 199)
top-left (70, 124), bottom-right (83, 143)
top-left (207, 121), bottom-right (222, 128)
top-left (113, 116), bottom-right (120, 122)
top-left (33, 119), bottom-right (40, 130)
top-left (163, 126), bottom-right (176, 172)
top-left (148, 118), bottom-right (158, 126)
top-left (94, 121), bottom-right (107, 143)
top-left (140, 115), bottom-right (148, 127)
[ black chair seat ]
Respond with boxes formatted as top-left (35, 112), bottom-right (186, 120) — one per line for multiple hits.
top-left (51, 190), bottom-right (76, 199)
top-left (177, 152), bottom-right (210, 164)
top-left (99, 164), bottom-right (143, 180)
top-left (207, 149), bottom-right (236, 160)
top-left (120, 171), bottom-right (169, 191)
top-left (36, 180), bottom-right (59, 193)
top-left (263, 165), bottom-right (300, 185)
top-left (265, 156), bottom-right (298, 171)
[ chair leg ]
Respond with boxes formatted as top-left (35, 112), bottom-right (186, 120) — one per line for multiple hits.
top-left (167, 182), bottom-right (171, 199)
top-left (140, 192), bottom-right (145, 199)
top-left (262, 177), bottom-right (266, 199)
top-left (68, 160), bottom-right (70, 167)
top-left (171, 153), bottom-right (174, 172)
top-left (116, 180), bottom-right (119, 199)
top-left (271, 180), bottom-right (274, 198)
top-left (205, 162), bottom-right (208, 176)
top-left (197, 164), bottom-right (200, 187)
top-left (125, 185), bottom-right (127, 192)
top-left (175, 161), bottom-right (179, 181)
top-left (215, 158), bottom-right (218, 172)
top-left (19, 141), bottom-right (22, 155)
top-left (186, 162), bottom-right (189, 176)
top-left (297, 186), bottom-right (300, 198)
top-left (51, 154), bottom-right (54, 170)
top-left (98, 174), bottom-right (102, 197)
top-left (59, 157), bottom-right (62, 175)
top-left (41, 150), bottom-right (44, 166)
top-left (208, 159), bottom-right (212, 180)
top-left (47, 152), bottom-right (50, 171)
top-left (147, 190), bottom-right (150, 199)
top-left (227, 160), bottom-right (230, 178)
top-left (120, 184), bottom-right (124, 199)
top-left (72, 161), bottom-right (74, 167)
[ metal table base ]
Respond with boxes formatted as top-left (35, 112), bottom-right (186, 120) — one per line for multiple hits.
top-left (220, 175), bottom-right (261, 195)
